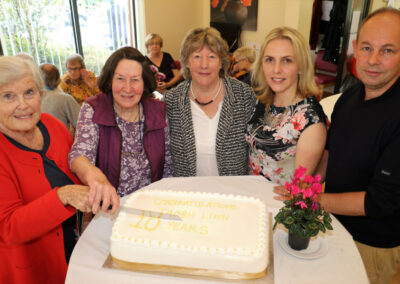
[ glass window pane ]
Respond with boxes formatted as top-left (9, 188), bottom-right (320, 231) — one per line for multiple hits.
top-left (78, 0), bottom-right (134, 75)
top-left (0, 0), bottom-right (75, 75)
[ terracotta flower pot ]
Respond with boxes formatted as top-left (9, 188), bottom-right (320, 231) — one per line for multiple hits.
top-left (224, 0), bottom-right (248, 26)
top-left (288, 232), bottom-right (310, 250)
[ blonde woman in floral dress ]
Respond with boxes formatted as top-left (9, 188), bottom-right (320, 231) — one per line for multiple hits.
top-left (246, 27), bottom-right (326, 184)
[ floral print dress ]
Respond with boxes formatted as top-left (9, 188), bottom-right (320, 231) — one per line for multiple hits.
top-left (246, 96), bottom-right (325, 184)
top-left (60, 71), bottom-right (100, 105)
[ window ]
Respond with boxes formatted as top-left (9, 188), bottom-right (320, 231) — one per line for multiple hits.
top-left (0, 0), bottom-right (136, 75)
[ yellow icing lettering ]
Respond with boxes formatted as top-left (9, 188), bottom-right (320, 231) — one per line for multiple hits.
top-left (129, 210), bottom-right (161, 231)
top-left (164, 209), bottom-right (195, 219)
top-left (166, 222), bottom-right (209, 235)
top-left (201, 212), bottom-right (230, 221)
top-left (200, 225), bottom-right (208, 235)
top-left (152, 198), bottom-right (237, 210)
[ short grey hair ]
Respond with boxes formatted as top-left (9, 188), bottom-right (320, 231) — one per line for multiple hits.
top-left (232, 47), bottom-right (256, 63)
top-left (65, 53), bottom-right (86, 69)
top-left (0, 56), bottom-right (45, 97)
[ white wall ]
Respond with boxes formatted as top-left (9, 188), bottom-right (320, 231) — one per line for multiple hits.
top-left (140, 0), bottom-right (314, 59)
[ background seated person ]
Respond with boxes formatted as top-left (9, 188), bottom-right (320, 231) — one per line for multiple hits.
top-left (69, 47), bottom-right (173, 198)
top-left (0, 56), bottom-right (115, 284)
top-left (40, 63), bottom-right (81, 137)
top-left (145, 33), bottom-right (182, 92)
top-left (247, 27), bottom-right (326, 184)
top-left (230, 46), bottom-right (256, 85)
top-left (60, 54), bottom-right (100, 105)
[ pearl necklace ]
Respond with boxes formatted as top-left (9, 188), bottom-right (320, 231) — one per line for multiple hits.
top-left (190, 79), bottom-right (222, 106)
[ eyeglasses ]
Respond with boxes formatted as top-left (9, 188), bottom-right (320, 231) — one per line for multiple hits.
top-left (67, 67), bottom-right (81, 72)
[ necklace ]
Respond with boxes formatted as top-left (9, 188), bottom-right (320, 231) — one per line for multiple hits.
top-left (190, 79), bottom-right (222, 106)
top-left (265, 95), bottom-right (298, 129)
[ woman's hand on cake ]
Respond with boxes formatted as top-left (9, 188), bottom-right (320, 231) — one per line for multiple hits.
top-left (57, 185), bottom-right (92, 212)
top-left (87, 177), bottom-right (120, 215)
top-left (273, 185), bottom-right (293, 201)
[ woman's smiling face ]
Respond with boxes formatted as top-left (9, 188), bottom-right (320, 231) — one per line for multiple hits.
top-left (262, 39), bottom-right (299, 97)
top-left (112, 59), bottom-right (144, 113)
top-left (0, 76), bottom-right (41, 135)
top-left (187, 45), bottom-right (222, 88)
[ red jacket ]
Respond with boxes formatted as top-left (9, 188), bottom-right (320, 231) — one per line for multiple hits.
top-left (0, 114), bottom-right (80, 284)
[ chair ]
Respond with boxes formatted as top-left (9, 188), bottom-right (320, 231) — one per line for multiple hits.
top-left (319, 93), bottom-right (341, 123)
top-left (314, 50), bottom-right (338, 98)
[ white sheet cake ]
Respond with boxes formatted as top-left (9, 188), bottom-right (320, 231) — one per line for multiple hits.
top-left (110, 190), bottom-right (268, 278)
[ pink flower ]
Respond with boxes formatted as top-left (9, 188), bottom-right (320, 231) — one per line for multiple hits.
top-left (294, 165), bottom-right (306, 179)
top-left (312, 202), bottom-right (319, 211)
top-left (156, 72), bottom-right (166, 82)
top-left (149, 64), bottom-right (166, 82)
top-left (311, 183), bottom-right (322, 195)
top-left (291, 185), bottom-right (300, 195)
top-left (295, 201), bottom-right (308, 209)
top-left (302, 188), bottom-right (313, 198)
top-left (250, 160), bottom-right (261, 174)
top-left (149, 64), bottom-right (158, 73)
top-left (291, 112), bottom-right (307, 131)
top-left (314, 174), bottom-right (322, 183)
top-left (304, 175), bottom-right (314, 184)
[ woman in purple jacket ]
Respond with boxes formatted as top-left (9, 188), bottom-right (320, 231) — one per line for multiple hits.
top-left (69, 47), bottom-right (173, 211)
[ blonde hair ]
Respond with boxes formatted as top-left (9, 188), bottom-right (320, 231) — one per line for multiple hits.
top-left (252, 27), bottom-right (320, 105)
top-left (233, 46), bottom-right (256, 63)
top-left (145, 33), bottom-right (163, 51)
top-left (0, 56), bottom-right (45, 97)
top-left (179, 27), bottom-right (229, 80)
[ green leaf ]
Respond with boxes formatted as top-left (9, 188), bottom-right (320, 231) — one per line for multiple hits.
top-left (284, 216), bottom-right (295, 225)
top-left (299, 228), bottom-right (307, 238)
top-left (324, 213), bottom-right (332, 223)
top-left (325, 222), bottom-right (333, 230)
top-left (292, 209), bottom-right (305, 221)
top-left (308, 222), bottom-right (318, 230)
top-left (304, 212), bottom-right (313, 220)
top-left (310, 230), bottom-right (319, 237)
top-left (317, 222), bottom-right (325, 232)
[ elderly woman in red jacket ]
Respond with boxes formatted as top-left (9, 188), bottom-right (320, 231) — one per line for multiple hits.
top-left (0, 56), bottom-right (118, 284)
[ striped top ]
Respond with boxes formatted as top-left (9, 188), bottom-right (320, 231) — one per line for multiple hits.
top-left (164, 76), bottom-right (256, 176)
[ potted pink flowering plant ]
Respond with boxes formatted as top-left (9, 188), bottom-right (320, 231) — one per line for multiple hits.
top-left (273, 166), bottom-right (333, 250)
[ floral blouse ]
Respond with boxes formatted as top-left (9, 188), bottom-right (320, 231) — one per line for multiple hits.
top-left (59, 71), bottom-right (100, 105)
top-left (246, 96), bottom-right (325, 184)
top-left (68, 103), bottom-right (174, 197)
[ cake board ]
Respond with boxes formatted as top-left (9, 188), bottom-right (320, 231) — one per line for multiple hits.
top-left (103, 254), bottom-right (267, 281)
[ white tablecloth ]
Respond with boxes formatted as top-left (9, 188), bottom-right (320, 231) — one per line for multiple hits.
top-left (65, 176), bottom-right (368, 284)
